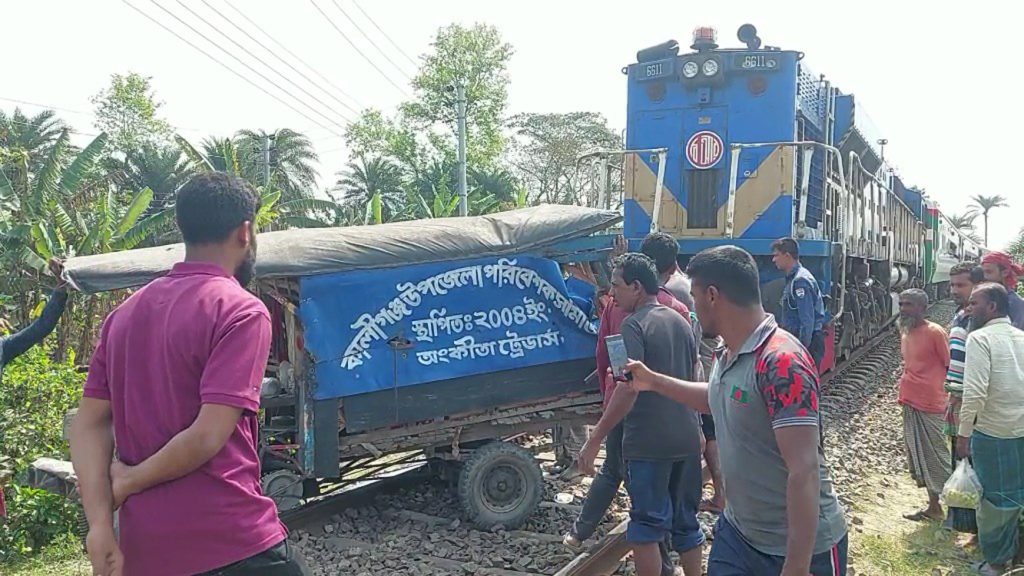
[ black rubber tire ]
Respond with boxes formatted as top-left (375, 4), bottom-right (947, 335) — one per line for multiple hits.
top-left (457, 441), bottom-right (543, 530)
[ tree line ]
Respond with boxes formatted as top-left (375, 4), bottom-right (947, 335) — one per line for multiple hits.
top-left (0, 23), bottom-right (623, 358)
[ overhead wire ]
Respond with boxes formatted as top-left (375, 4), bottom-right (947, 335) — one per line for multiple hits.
top-left (198, 0), bottom-right (360, 118)
top-left (172, 0), bottom-right (353, 127)
top-left (328, 0), bottom-right (414, 81)
top-left (0, 97), bottom-right (92, 118)
top-left (350, 0), bottom-right (419, 70)
top-left (308, 0), bottom-right (410, 96)
top-left (123, 0), bottom-right (344, 138)
top-left (0, 95), bottom-right (207, 136)
top-left (0, 116), bottom-right (100, 138)
top-left (220, 0), bottom-right (365, 112)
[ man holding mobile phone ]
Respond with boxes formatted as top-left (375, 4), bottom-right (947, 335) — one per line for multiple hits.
top-left (578, 254), bottom-right (704, 576)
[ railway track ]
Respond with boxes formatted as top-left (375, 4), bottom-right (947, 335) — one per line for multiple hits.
top-left (283, 302), bottom-right (955, 575)
top-left (553, 301), bottom-right (956, 576)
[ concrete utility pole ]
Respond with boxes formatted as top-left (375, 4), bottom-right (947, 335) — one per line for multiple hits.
top-left (456, 82), bottom-right (468, 217)
top-left (262, 134), bottom-right (272, 188)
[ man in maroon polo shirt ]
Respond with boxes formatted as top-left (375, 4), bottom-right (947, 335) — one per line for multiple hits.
top-left (70, 173), bottom-right (310, 576)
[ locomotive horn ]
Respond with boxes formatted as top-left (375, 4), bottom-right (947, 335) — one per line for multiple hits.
top-left (738, 24), bottom-right (761, 49)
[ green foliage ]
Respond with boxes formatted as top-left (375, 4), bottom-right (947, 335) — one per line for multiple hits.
top-left (91, 72), bottom-right (173, 152)
top-left (401, 23), bottom-right (514, 168)
top-left (0, 485), bottom-right (81, 562)
top-left (0, 347), bottom-right (83, 564)
top-left (2, 532), bottom-right (87, 575)
top-left (508, 112), bottom-right (622, 206)
top-left (235, 129), bottom-right (319, 202)
top-left (0, 345), bottom-right (83, 476)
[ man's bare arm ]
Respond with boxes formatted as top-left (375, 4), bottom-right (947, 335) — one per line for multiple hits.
top-left (775, 425), bottom-right (821, 576)
top-left (624, 360), bottom-right (711, 414)
top-left (70, 398), bottom-right (116, 530)
top-left (590, 379), bottom-right (638, 444)
top-left (116, 404), bottom-right (242, 499)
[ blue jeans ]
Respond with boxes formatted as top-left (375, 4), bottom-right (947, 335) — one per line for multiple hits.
top-left (708, 516), bottom-right (847, 576)
top-left (572, 424), bottom-right (676, 576)
top-left (624, 457), bottom-right (704, 553)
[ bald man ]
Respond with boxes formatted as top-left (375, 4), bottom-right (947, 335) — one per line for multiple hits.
top-left (897, 289), bottom-right (952, 522)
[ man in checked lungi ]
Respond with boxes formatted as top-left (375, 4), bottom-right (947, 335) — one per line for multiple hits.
top-left (896, 288), bottom-right (952, 522)
top-left (957, 282), bottom-right (1024, 575)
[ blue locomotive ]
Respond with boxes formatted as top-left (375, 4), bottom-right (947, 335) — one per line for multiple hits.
top-left (621, 25), bottom-right (983, 373)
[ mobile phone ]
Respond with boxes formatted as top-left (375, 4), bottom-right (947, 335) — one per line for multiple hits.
top-left (605, 334), bottom-right (631, 381)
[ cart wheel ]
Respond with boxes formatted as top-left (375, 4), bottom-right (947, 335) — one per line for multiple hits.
top-left (261, 469), bottom-right (304, 512)
top-left (457, 441), bottom-right (542, 530)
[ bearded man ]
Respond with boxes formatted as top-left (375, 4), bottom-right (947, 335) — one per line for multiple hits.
top-left (896, 289), bottom-right (952, 522)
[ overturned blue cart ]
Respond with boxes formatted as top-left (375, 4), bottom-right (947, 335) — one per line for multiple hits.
top-left (64, 205), bottom-right (620, 529)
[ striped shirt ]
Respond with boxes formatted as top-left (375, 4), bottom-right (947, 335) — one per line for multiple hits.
top-left (945, 310), bottom-right (970, 393)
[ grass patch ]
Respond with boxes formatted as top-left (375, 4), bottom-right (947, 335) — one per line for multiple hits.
top-left (847, 473), bottom-right (978, 575)
top-left (2, 533), bottom-right (89, 576)
top-left (854, 522), bottom-right (974, 575)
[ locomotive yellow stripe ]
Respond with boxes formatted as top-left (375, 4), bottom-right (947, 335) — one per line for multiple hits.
top-left (625, 146), bottom-right (795, 237)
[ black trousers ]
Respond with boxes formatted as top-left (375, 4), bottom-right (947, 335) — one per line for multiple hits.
top-left (195, 540), bottom-right (312, 576)
top-left (808, 330), bottom-right (825, 371)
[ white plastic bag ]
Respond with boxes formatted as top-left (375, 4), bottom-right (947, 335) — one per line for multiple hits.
top-left (941, 459), bottom-right (983, 510)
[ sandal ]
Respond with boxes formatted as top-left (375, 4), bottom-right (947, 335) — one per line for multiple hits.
top-left (903, 509), bottom-right (941, 522)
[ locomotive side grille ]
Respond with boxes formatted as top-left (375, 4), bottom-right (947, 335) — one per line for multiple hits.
top-left (686, 170), bottom-right (719, 229)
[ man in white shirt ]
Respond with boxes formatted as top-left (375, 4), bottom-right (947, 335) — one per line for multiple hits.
top-left (957, 282), bottom-right (1024, 575)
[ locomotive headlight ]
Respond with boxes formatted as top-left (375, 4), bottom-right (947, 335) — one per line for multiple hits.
top-left (682, 61), bottom-right (699, 78)
top-left (702, 59), bottom-right (720, 76)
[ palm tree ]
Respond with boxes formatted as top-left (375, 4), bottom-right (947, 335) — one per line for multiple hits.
top-left (469, 166), bottom-right (519, 204)
top-left (1, 108), bottom-right (69, 198)
top-left (335, 156), bottom-right (406, 222)
top-left (235, 129), bottom-right (319, 201)
top-left (970, 194), bottom-right (1009, 246)
top-left (200, 136), bottom-right (243, 176)
top-left (0, 108), bottom-right (67, 162)
top-left (947, 211), bottom-right (983, 244)
top-left (122, 145), bottom-right (196, 211)
top-left (0, 131), bottom-right (169, 265)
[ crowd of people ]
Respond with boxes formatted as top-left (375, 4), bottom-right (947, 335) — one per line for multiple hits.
top-left (1, 170), bottom-right (1022, 575)
top-left (566, 239), bottom-right (1024, 575)
top-left (896, 252), bottom-right (1024, 575)
top-left (567, 237), bottom-right (846, 576)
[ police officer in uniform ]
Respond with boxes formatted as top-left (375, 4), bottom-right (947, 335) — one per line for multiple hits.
top-left (771, 237), bottom-right (826, 369)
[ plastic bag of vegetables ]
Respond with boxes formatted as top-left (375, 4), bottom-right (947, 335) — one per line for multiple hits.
top-left (941, 459), bottom-right (983, 510)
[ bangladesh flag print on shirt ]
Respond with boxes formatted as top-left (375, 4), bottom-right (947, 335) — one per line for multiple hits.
top-left (730, 385), bottom-right (748, 405)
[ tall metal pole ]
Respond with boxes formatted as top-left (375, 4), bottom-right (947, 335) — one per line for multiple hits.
top-left (262, 135), bottom-right (272, 188)
top-left (456, 82), bottom-right (468, 217)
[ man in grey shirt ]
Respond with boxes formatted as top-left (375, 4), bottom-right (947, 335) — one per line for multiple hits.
top-left (620, 246), bottom-right (847, 576)
top-left (578, 253), bottom-right (704, 576)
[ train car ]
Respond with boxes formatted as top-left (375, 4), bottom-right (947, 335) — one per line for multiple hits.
top-left (621, 24), bottom-right (981, 372)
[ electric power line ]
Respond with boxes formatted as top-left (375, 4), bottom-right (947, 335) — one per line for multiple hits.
top-left (220, 0), bottom-right (365, 112)
top-left (0, 95), bottom-right (207, 136)
top-left (199, 0), bottom-right (360, 118)
top-left (308, 0), bottom-right (410, 96)
top-left (0, 116), bottom-right (99, 138)
top-left (124, 0), bottom-right (344, 138)
top-left (328, 0), bottom-right (414, 81)
top-left (350, 0), bottom-right (419, 70)
top-left (173, 0), bottom-right (354, 128)
top-left (0, 97), bottom-right (92, 117)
